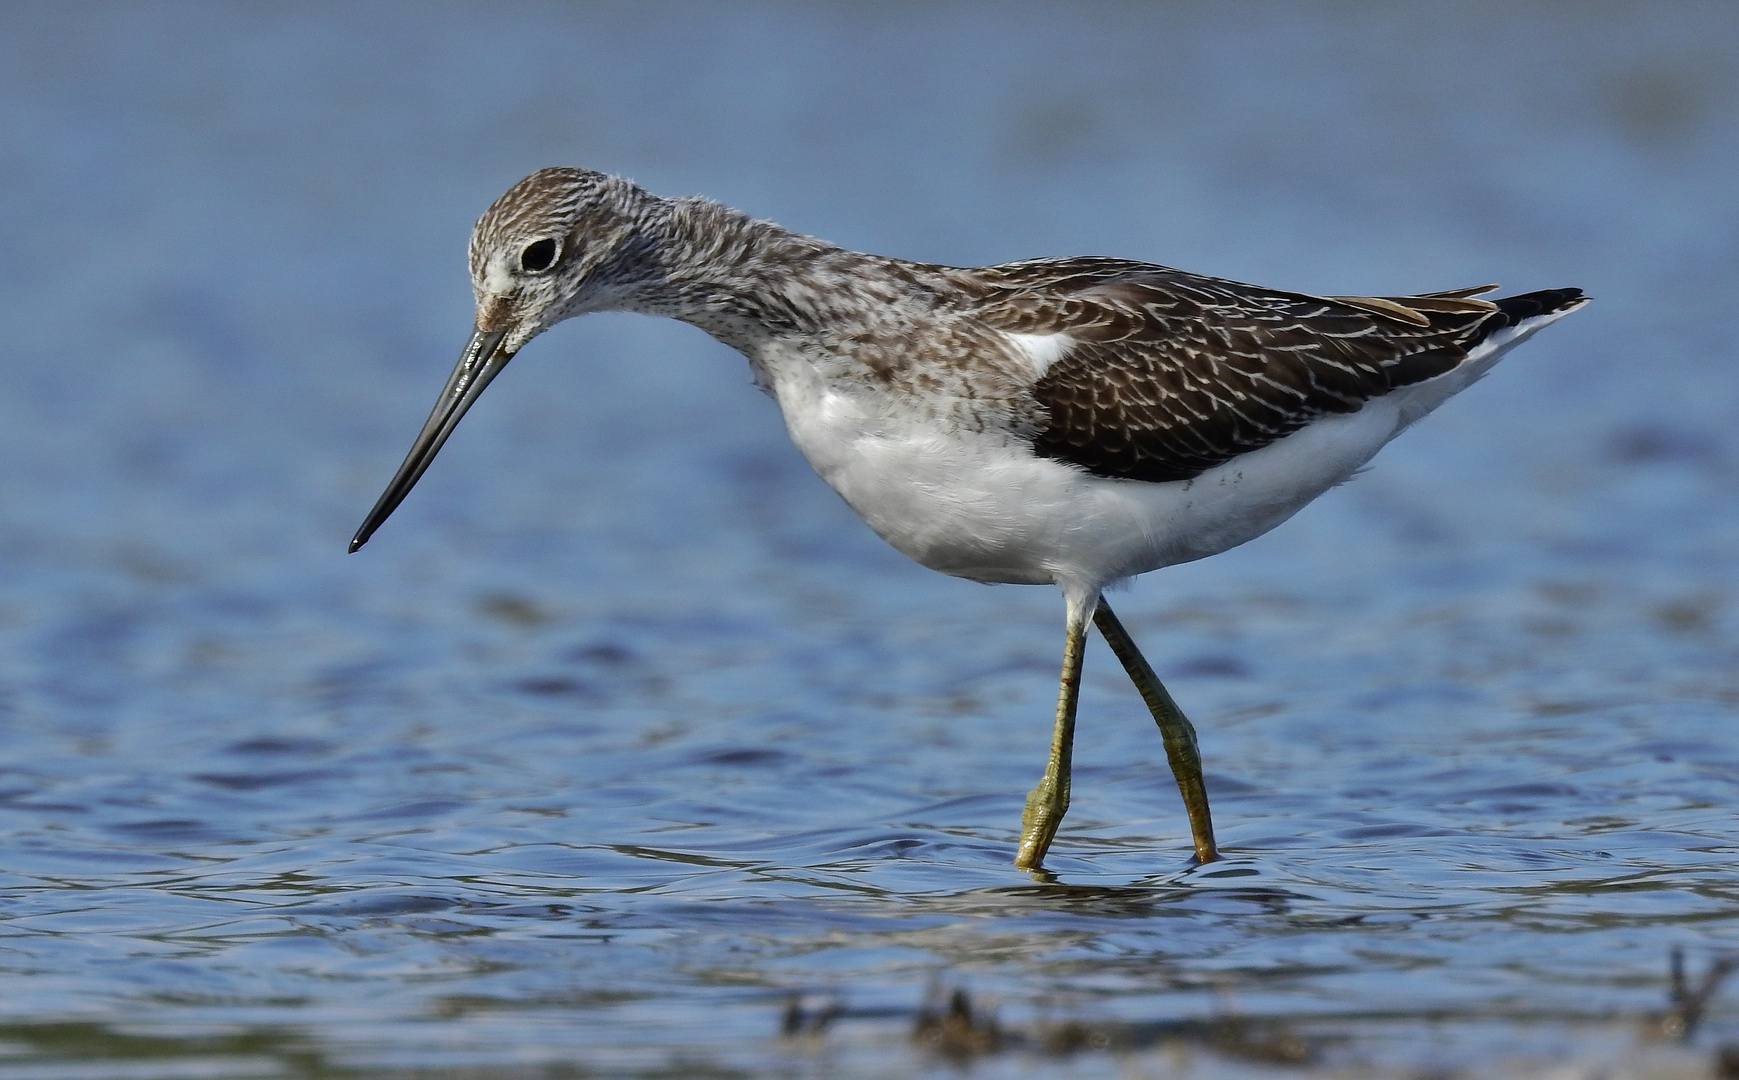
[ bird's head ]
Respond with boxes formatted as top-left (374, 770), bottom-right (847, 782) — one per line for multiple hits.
top-left (349, 167), bottom-right (664, 553)
top-left (469, 167), bottom-right (665, 355)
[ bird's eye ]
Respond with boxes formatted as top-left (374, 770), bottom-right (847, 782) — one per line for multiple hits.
top-left (520, 238), bottom-right (559, 273)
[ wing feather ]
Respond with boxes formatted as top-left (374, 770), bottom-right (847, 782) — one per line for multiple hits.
top-left (962, 261), bottom-right (1563, 483)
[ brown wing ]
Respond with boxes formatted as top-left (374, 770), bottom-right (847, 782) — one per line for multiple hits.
top-left (965, 260), bottom-right (1561, 484)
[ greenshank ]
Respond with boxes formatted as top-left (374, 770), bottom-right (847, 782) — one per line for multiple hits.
top-left (351, 168), bottom-right (1587, 871)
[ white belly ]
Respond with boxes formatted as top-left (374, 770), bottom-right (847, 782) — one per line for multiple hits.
top-left (760, 323), bottom-right (1539, 597)
top-left (769, 375), bottom-right (1384, 595)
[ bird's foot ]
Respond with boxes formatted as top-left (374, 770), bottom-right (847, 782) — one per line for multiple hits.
top-left (1014, 779), bottom-right (1068, 869)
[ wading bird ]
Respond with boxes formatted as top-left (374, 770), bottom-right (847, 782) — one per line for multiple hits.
top-left (351, 168), bottom-right (1585, 871)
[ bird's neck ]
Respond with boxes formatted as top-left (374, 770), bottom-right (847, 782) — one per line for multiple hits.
top-left (632, 197), bottom-right (913, 355)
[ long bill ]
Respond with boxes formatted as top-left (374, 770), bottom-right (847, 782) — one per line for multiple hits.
top-left (348, 326), bottom-right (513, 553)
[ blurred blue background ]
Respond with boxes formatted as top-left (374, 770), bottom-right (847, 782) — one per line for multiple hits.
top-left (1, 3), bottom-right (1736, 1077)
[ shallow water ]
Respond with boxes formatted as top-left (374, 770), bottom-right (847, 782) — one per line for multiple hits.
top-left (2, 4), bottom-right (1738, 1077)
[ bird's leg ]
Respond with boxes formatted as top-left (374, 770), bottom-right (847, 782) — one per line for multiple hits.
top-left (1015, 603), bottom-right (1090, 870)
top-left (1093, 600), bottom-right (1220, 865)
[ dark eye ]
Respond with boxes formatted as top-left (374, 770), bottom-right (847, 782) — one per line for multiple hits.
top-left (520, 238), bottom-right (559, 273)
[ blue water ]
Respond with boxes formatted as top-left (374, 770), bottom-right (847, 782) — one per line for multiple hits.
top-left (2, 4), bottom-right (1737, 1076)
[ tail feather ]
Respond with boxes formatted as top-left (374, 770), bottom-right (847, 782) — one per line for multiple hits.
top-left (1491, 287), bottom-right (1587, 327)
top-left (1459, 287), bottom-right (1587, 349)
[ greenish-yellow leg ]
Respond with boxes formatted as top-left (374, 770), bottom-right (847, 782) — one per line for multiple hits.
top-left (1093, 600), bottom-right (1220, 865)
top-left (1015, 608), bottom-right (1089, 870)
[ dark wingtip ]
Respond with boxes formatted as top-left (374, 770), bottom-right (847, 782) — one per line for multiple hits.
top-left (1493, 287), bottom-right (1588, 325)
top-left (347, 535), bottom-right (367, 554)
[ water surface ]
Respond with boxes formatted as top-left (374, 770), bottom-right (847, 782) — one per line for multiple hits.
top-left (1, 4), bottom-right (1737, 1076)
